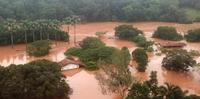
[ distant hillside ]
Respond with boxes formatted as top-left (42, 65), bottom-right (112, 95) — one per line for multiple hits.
top-left (0, 0), bottom-right (200, 23)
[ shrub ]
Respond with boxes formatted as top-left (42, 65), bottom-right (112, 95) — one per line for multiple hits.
top-left (131, 35), bottom-right (154, 50)
top-left (153, 26), bottom-right (183, 41)
top-left (65, 46), bottom-right (117, 70)
top-left (162, 49), bottom-right (196, 71)
top-left (0, 60), bottom-right (71, 99)
top-left (80, 37), bottom-right (105, 49)
top-left (64, 47), bottom-right (82, 57)
top-left (115, 25), bottom-right (143, 39)
top-left (189, 50), bottom-right (200, 56)
top-left (95, 31), bottom-right (107, 38)
top-left (132, 48), bottom-right (148, 72)
top-left (27, 40), bottom-right (52, 57)
top-left (96, 46), bottom-right (118, 63)
top-left (185, 28), bottom-right (200, 42)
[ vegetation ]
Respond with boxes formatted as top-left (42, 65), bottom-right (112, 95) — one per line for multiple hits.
top-left (131, 35), bottom-right (154, 51)
top-left (126, 71), bottom-right (200, 99)
top-left (0, 19), bottom-right (69, 46)
top-left (96, 47), bottom-right (133, 98)
top-left (153, 26), bottom-right (183, 41)
top-left (0, 0), bottom-right (199, 23)
top-left (185, 29), bottom-right (200, 42)
top-left (80, 37), bottom-right (105, 49)
top-left (65, 46), bottom-right (117, 70)
top-left (0, 60), bottom-right (71, 99)
top-left (162, 49), bottom-right (196, 71)
top-left (114, 25), bottom-right (154, 50)
top-left (115, 25), bottom-right (142, 39)
top-left (27, 40), bottom-right (52, 57)
top-left (132, 48), bottom-right (148, 72)
top-left (65, 37), bottom-right (117, 70)
top-left (95, 31), bottom-right (107, 38)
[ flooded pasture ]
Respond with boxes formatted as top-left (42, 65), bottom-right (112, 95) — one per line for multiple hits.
top-left (0, 22), bottom-right (200, 99)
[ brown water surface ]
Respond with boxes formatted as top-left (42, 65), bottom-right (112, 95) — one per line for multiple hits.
top-left (1, 22), bottom-right (200, 99)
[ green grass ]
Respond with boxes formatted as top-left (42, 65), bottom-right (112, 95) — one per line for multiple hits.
top-left (185, 8), bottom-right (200, 20)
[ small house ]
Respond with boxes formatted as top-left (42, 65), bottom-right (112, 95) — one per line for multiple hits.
top-left (58, 57), bottom-right (85, 71)
top-left (158, 42), bottom-right (186, 48)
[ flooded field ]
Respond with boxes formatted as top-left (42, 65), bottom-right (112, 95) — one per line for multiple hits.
top-left (1, 22), bottom-right (200, 99)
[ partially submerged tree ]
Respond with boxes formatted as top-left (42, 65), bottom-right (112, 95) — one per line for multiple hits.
top-left (132, 48), bottom-right (148, 72)
top-left (115, 25), bottom-right (143, 40)
top-left (65, 46), bottom-right (117, 70)
top-left (131, 35), bottom-right (154, 51)
top-left (96, 47), bottom-right (133, 98)
top-left (162, 49), bottom-right (196, 71)
top-left (80, 37), bottom-right (105, 49)
top-left (153, 26), bottom-right (183, 41)
top-left (27, 40), bottom-right (52, 57)
top-left (185, 28), bottom-right (200, 42)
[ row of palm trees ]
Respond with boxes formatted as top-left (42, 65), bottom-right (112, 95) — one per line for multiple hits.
top-left (63, 15), bottom-right (81, 45)
top-left (0, 16), bottom-right (81, 48)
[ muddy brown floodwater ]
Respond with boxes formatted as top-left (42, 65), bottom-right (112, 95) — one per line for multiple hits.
top-left (1, 22), bottom-right (200, 99)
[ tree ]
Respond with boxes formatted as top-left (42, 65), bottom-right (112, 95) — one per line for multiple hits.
top-left (80, 37), bottom-right (105, 49)
top-left (153, 26), bottom-right (183, 41)
top-left (132, 48), bottom-right (148, 72)
top-left (162, 49), bottom-right (196, 71)
top-left (70, 15), bottom-right (81, 45)
top-left (27, 40), bottom-right (52, 57)
top-left (63, 17), bottom-right (72, 33)
top-left (0, 60), bottom-right (71, 99)
top-left (3, 19), bottom-right (18, 48)
top-left (0, 19), bottom-right (69, 46)
top-left (96, 47), bottom-right (133, 99)
top-left (0, 0), bottom-right (196, 23)
top-left (65, 46), bottom-right (117, 70)
top-left (126, 71), bottom-right (200, 99)
top-left (115, 25), bottom-right (143, 39)
top-left (185, 28), bottom-right (200, 42)
top-left (131, 35), bottom-right (154, 51)
top-left (21, 20), bottom-right (29, 49)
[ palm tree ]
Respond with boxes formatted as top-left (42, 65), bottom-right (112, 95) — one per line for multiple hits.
top-left (3, 19), bottom-right (18, 48)
top-left (51, 19), bottom-right (61, 45)
top-left (36, 20), bottom-right (43, 40)
top-left (30, 21), bottom-right (36, 42)
top-left (159, 83), bottom-right (187, 99)
top-left (45, 20), bottom-right (50, 40)
top-left (70, 15), bottom-right (81, 46)
top-left (63, 17), bottom-right (73, 44)
top-left (63, 17), bottom-right (72, 33)
top-left (21, 20), bottom-right (29, 49)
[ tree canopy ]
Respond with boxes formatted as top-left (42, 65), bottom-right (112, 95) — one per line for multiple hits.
top-left (0, 0), bottom-right (198, 23)
top-left (162, 49), bottom-right (196, 71)
top-left (80, 37), bottom-right (105, 49)
top-left (115, 25), bottom-right (143, 39)
top-left (65, 37), bottom-right (118, 70)
top-left (96, 47), bottom-right (132, 98)
top-left (27, 40), bottom-right (52, 57)
top-left (126, 71), bottom-right (200, 99)
top-left (185, 28), bottom-right (200, 42)
top-left (153, 26), bottom-right (183, 41)
top-left (0, 60), bottom-right (71, 99)
top-left (132, 48), bottom-right (148, 72)
top-left (0, 19), bottom-right (69, 45)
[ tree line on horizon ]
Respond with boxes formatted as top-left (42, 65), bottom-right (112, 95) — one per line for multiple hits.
top-left (0, 0), bottom-right (200, 23)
